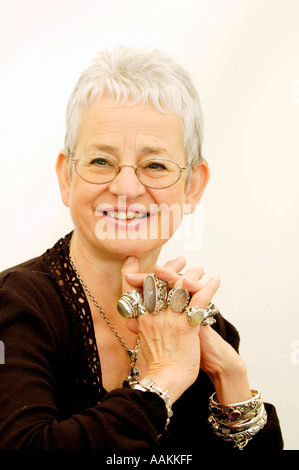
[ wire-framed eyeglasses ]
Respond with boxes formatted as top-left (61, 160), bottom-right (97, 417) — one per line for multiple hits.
top-left (70, 153), bottom-right (190, 189)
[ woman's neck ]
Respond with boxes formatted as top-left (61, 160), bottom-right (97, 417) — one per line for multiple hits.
top-left (69, 231), bottom-right (161, 315)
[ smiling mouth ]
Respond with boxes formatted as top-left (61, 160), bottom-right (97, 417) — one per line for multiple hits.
top-left (103, 210), bottom-right (148, 220)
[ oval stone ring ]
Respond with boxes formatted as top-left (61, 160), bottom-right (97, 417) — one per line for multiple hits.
top-left (167, 286), bottom-right (190, 312)
top-left (185, 303), bottom-right (219, 326)
top-left (143, 274), bottom-right (168, 314)
top-left (117, 290), bottom-right (146, 319)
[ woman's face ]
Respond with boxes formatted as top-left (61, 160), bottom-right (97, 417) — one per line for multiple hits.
top-left (57, 97), bottom-right (208, 260)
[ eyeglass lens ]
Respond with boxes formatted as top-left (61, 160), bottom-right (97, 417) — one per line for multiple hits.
top-left (75, 154), bottom-right (181, 188)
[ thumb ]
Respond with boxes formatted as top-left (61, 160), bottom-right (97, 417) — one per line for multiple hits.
top-left (121, 256), bottom-right (139, 293)
top-left (126, 318), bottom-right (139, 334)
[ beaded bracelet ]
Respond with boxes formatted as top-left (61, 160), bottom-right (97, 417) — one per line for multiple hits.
top-left (129, 377), bottom-right (173, 428)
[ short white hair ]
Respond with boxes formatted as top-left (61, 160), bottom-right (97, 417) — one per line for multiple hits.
top-left (64, 46), bottom-right (204, 166)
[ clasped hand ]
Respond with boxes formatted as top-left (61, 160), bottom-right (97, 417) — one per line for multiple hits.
top-left (121, 256), bottom-right (251, 405)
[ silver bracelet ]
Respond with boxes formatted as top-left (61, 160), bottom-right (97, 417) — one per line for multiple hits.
top-left (208, 405), bottom-right (267, 450)
top-left (208, 390), bottom-right (267, 450)
top-left (129, 377), bottom-right (173, 428)
top-left (209, 390), bottom-right (262, 423)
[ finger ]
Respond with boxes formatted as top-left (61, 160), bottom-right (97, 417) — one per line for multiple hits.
top-left (163, 256), bottom-right (186, 272)
top-left (126, 318), bottom-right (139, 334)
top-left (190, 276), bottom-right (220, 308)
top-left (121, 256), bottom-right (140, 293)
top-left (153, 265), bottom-right (181, 286)
top-left (182, 277), bottom-right (203, 293)
top-left (124, 272), bottom-right (145, 288)
top-left (153, 265), bottom-right (204, 289)
top-left (174, 267), bottom-right (205, 288)
top-left (125, 257), bottom-right (188, 288)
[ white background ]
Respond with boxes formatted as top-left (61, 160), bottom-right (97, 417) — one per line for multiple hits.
top-left (0, 0), bottom-right (298, 450)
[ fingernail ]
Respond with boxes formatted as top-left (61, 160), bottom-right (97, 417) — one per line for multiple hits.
top-left (125, 273), bottom-right (137, 277)
top-left (125, 256), bottom-right (136, 264)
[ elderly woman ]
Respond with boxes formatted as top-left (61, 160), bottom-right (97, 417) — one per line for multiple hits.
top-left (0, 47), bottom-right (282, 451)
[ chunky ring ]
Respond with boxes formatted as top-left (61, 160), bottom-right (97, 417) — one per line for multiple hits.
top-left (167, 286), bottom-right (190, 312)
top-left (202, 303), bottom-right (219, 325)
top-left (185, 302), bottom-right (219, 326)
top-left (143, 274), bottom-right (168, 314)
top-left (185, 306), bottom-right (205, 326)
top-left (117, 290), bottom-right (146, 319)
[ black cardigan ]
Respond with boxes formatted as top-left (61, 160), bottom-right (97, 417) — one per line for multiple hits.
top-left (0, 233), bottom-right (283, 451)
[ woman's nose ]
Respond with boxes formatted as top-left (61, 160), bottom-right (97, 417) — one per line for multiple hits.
top-left (108, 164), bottom-right (146, 197)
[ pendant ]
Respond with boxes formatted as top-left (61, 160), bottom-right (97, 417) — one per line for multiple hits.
top-left (128, 349), bottom-right (140, 382)
top-left (128, 366), bottom-right (140, 382)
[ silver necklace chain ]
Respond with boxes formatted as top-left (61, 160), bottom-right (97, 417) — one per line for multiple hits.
top-left (69, 253), bottom-right (140, 381)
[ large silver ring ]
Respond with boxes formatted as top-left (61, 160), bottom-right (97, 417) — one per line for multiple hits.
top-left (117, 290), bottom-right (146, 319)
top-left (185, 302), bottom-right (219, 326)
top-left (143, 274), bottom-right (168, 314)
top-left (167, 286), bottom-right (190, 312)
top-left (202, 303), bottom-right (219, 325)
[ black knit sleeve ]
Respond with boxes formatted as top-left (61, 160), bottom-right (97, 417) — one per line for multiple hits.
top-left (0, 271), bottom-right (167, 450)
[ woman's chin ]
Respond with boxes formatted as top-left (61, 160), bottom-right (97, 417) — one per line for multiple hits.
top-left (93, 216), bottom-right (170, 258)
top-left (98, 237), bottom-right (165, 260)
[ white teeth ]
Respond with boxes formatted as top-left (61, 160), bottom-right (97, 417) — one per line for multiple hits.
top-left (105, 211), bottom-right (147, 220)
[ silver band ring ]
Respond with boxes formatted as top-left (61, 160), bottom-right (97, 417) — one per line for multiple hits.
top-left (185, 302), bottom-right (219, 326)
top-left (167, 286), bottom-right (190, 312)
top-left (143, 273), bottom-right (168, 314)
top-left (117, 290), bottom-right (146, 319)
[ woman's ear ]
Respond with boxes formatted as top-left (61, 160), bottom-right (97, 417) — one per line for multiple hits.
top-left (55, 151), bottom-right (71, 208)
top-left (184, 160), bottom-right (210, 214)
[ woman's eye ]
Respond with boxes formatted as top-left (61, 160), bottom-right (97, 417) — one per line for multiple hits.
top-left (146, 162), bottom-right (168, 170)
top-left (90, 158), bottom-right (111, 166)
top-left (90, 158), bottom-right (109, 166)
